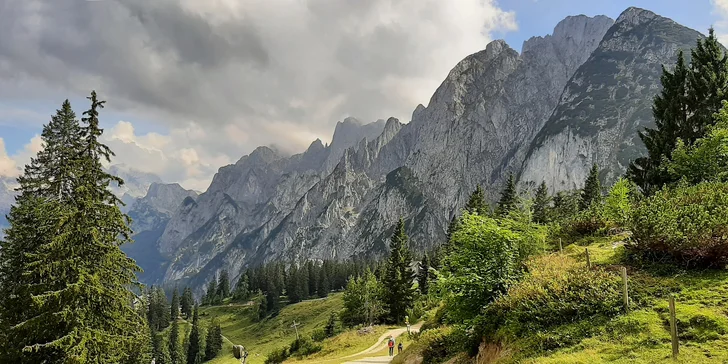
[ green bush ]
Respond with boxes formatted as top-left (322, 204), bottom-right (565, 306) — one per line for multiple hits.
top-left (419, 327), bottom-right (466, 364)
top-left (264, 347), bottom-right (289, 364)
top-left (310, 328), bottom-right (328, 342)
top-left (630, 181), bottom-right (728, 268)
top-left (478, 255), bottom-right (622, 352)
top-left (288, 336), bottom-right (322, 358)
top-left (441, 213), bottom-right (539, 323)
top-left (563, 205), bottom-right (609, 238)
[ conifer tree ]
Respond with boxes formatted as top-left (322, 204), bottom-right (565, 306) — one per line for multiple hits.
top-left (266, 282), bottom-right (280, 315)
top-left (580, 164), bottom-right (602, 210)
top-left (382, 218), bottom-right (415, 323)
top-left (0, 93), bottom-right (147, 362)
top-left (258, 296), bottom-right (268, 321)
top-left (181, 287), bottom-right (194, 318)
top-left (217, 270), bottom-right (230, 300)
top-left (496, 174), bottom-right (519, 217)
top-left (205, 278), bottom-right (218, 305)
top-left (533, 181), bottom-right (550, 224)
top-left (171, 286), bottom-right (181, 320)
top-left (187, 304), bottom-right (202, 364)
top-left (152, 330), bottom-right (172, 364)
top-left (325, 312), bottom-right (337, 337)
top-left (233, 273), bottom-right (250, 302)
top-left (464, 185), bottom-right (488, 215)
top-left (318, 264), bottom-right (331, 298)
top-left (204, 319), bottom-right (223, 360)
top-left (169, 318), bottom-right (182, 364)
top-left (687, 28), bottom-right (728, 141)
top-left (297, 264), bottom-right (310, 301)
top-left (418, 254), bottom-right (430, 295)
top-left (307, 261), bottom-right (318, 297)
top-left (287, 266), bottom-right (302, 303)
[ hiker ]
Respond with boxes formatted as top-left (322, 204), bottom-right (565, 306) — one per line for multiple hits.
top-left (398, 342), bottom-right (403, 354)
top-left (388, 336), bottom-right (395, 356)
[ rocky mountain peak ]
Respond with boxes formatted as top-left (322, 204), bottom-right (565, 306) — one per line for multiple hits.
top-left (615, 7), bottom-right (658, 27)
top-left (323, 118), bottom-right (387, 172)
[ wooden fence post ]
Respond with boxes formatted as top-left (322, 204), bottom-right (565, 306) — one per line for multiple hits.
top-left (669, 295), bottom-right (679, 359)
top-left (621, 267), bottom-right (628, 311)
top-left (585, 248), bottom-right (591, 269)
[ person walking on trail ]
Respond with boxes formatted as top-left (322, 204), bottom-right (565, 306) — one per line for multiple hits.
top-left (388, 337), bottom-right (395, 356)
top-left (398, 342), bottom-right (403, 354)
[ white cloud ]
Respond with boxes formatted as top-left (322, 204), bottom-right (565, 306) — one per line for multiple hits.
top-left (712, 0), bottom-right (728, 44)
top-left (0, 0), bottom-right (518, 174)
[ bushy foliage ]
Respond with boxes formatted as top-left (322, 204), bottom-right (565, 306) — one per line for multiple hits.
top-left (603, 178), bottom-right (639, 228)
top-left (340, 269), bottom-right (384, 327)
top-left (630, 181), bottom-right (728, 268)
top-left (288, 336), bottom-right (322, 358)
top-left (667, 104), bottom-right (728, 184)
top-left (441, 213), bottom-right (545, 323)
top-left (264, 347), bottom-right (289, 364)
top-left (419, 327), bottom-right (466, 364)
top-left (478, 255), bottom-right (622, 352)
top-left (563, 205), bottom-right (610, 238)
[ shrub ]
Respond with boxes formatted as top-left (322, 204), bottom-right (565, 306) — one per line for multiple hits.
top-left (288, 336), bottom-right (322, 358)
top-left (630, 181), bottom-right (728, 268)
top-left (441, 214), bottom-right (525, 323)
top-left (478, 255), bottom-right (622, 353)
top-left (264, 347), bottom-right (289, 364)
top-left (419, 327), bottom-right (466, 364)
top-left (563, 205), bottom-right (609, 238)
top-left (603, 178), bottom-right (638, 228)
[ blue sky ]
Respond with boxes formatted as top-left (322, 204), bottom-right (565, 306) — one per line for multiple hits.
top-left (0, 0), bottom-right (720, 188)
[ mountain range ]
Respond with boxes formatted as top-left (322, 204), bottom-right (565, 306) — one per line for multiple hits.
top-left (0, 7), bottom-right (708, 297)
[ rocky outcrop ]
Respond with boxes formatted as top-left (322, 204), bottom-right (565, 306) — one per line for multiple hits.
top-left (520, 7), bottom-right (703, 192)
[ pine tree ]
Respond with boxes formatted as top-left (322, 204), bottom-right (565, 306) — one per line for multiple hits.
top-left (687, 28), bottom-right (728, 141)
top-left (464, 185), bottom-right (488, 215)
top-left (152, 330), bottom-right (172, 364)
top-left (629, 30), bottom-right (728, 192)
top-left (187, 304), bottom-right (202, 364)
top-left (217, 270), bottom-right (230, 300)
top-left (287, 266), bottom-right (301, 303)
top-left (266, 282), bottom-right (280, 315)
top-left (417, 254), bottom-right (430, 295)
top-left (628, 51), bottom-right (690, 192)
top-left (258, 296), bottom-right (268, 321)
top-left (171, 286), bottom-right (181, 320)
top-left (580, 164), bottom-right (602, 210)
top-left (0, 93), bottom-right (147, 362)
top-left (382, 218), bottom-right (415, 323)
top-left (205, 278), bottom-right (218, 306)
top-left (204, 319), bottom-right (223, 360)
top-left (169, 318), bottom-right (182, 364)
top-left (318, 263), bottom-right (331, 298)
top-left (496, 174), bottom-right (519, 217)
top-left (532, 181), bottom-right (550, 224)
top-left (233, 272), bottom-right (250, 302)
top-left (181, 287), bottom-right (194, 319)
top-left (297, 264), bottom-right (309, 301)
top-left (325, 312), bottom-right (337, 337)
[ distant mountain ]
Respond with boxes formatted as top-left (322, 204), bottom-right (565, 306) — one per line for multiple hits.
top-left (107, 164), bottom-right (163, 199)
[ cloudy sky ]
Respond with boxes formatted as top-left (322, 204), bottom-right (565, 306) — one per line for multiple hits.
top-left (0, 0), bottom-right (720, 191)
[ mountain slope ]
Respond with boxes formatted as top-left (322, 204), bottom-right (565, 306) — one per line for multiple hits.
top-left (520, 7), bottom-right (704, 191)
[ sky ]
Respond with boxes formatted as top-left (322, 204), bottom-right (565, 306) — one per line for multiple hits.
top-left (0, 0), bottom-right (722, 191)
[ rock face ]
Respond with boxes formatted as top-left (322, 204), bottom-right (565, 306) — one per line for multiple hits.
top-left (122, 182), bottom-right (199, 283)
top-left (107, 164), bottom-right (163, 199)
top-left (520, 8), bottom-right (703, 191)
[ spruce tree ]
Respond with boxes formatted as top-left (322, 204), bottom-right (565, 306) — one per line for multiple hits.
top-left (181, 287), bottom-right (194, 319)
top-left (187, 304), bottom-right (202, 364)
top-left (297, 264), bottom-right (309, 301)
top-left (258, 296), bottom-right (268, 321)
top-left (687, 28), bottom-right (728, 141)
top-left (318, 264), bottom-right (331, 298)
top-left (217, 270), bottom-right (230, 300)
top-left (169, 318), bottom-right (182, 364)
top-left (496, 173), bottom-right (519, 217)
top-left (171, 286), bottom-right (181, 320)
top-left (205, 278), bottom-right (218, 305)
top-left (532, 181), bottom-right (550, 224)
top-left (382, 218), bottom-right (415, 323)
top-left (307, 261), bottom-right (318, 297)
top-left (464, 185), bottom-right (488, 215)
top-left (287, 266), bottom-right (301, 303)
top-left (325, 312), bottom-right (337, 337)
top-left (0, 93), bottom-right (147, 362)
top-left (418, 254), bottom-right (430, 295)
top-left (580, 164), bottom-right (602, 210)
top-left (266, 283), bottom-right (280, 315)
top-left (233, 273), bottom-right (250, 302)
top-left (204, 319), bottom-right (223, 360)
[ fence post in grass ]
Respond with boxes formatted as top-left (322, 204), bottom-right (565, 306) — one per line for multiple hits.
top-left (559, 238), bottom-right (563, 254)
top-left (585, 248), bottom-right (591, 269)
top-left (669, 295), bottom-right (679, 359)
top-left (621, 266), bottom-right (628, 311)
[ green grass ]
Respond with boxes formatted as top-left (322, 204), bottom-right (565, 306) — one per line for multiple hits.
top-left (287, 326), bottom-right (394, 364)
top-left (199, 294), bottom-right (344, 364)
top-left (520, 236), bottom-right (728, 363)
